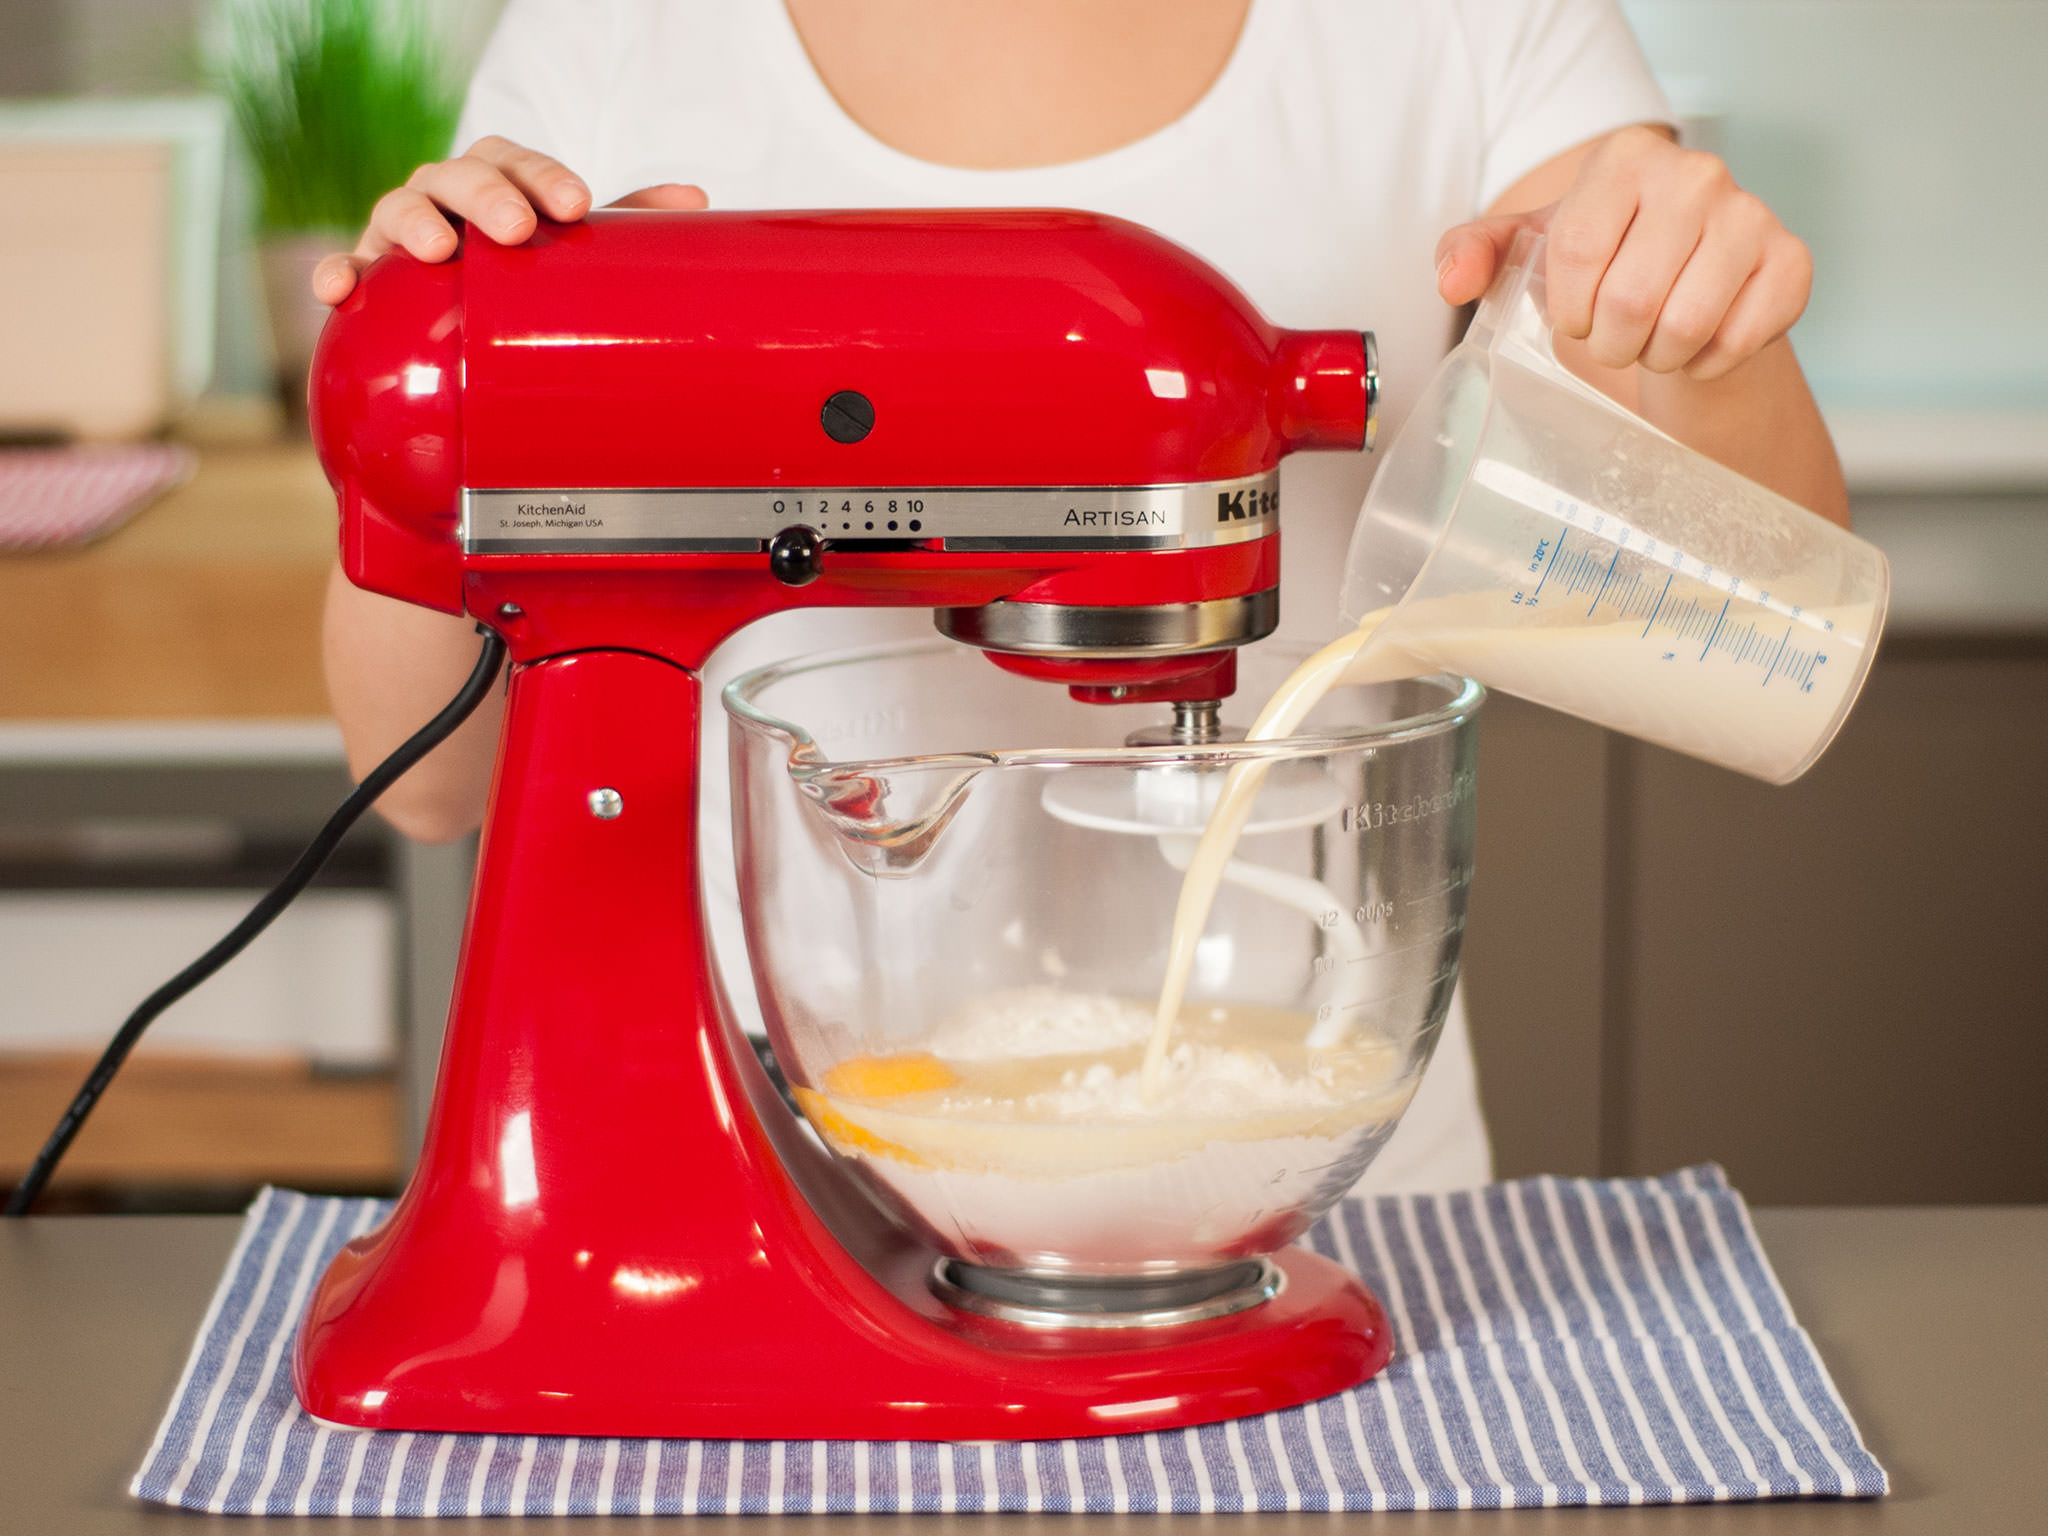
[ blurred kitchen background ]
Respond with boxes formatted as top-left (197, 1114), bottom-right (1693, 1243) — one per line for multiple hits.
top-left (0, 0), bottom-right (2042, 1211)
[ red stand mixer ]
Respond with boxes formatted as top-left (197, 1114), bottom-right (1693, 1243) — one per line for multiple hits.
top-left (298, 209), bottom-right (1390, 1440)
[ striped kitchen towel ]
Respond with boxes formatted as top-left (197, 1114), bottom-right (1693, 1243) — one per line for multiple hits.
top-left (0, 442), bottom-right (195, 550)
top-left (132, 1167), bottom-right (1886, 1516)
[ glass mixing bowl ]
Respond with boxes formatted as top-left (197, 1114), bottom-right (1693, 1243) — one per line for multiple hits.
top-left (724, 642), bottom-right (1480, 1312)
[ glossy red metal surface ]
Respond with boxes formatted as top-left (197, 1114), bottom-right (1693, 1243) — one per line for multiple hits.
top-left (987, 649), bottom-right (1239, 700)
top-left (302, 210), bottom-right (1395, 1439)
top-left (309, 255), bottom-right (465, 613)
top-left (455, 208), bottom-right (1359, 490)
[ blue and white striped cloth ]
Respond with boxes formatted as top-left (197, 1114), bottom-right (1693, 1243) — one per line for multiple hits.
top-left (133, 1167), bottom-right (1885, 1516)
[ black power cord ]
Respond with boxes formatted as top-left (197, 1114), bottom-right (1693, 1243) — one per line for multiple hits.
top-left (3, 629), bottom-right (508, 1216)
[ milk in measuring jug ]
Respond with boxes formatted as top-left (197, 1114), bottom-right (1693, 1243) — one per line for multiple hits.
top-left (1373, 596), bottom-right (1871, 783)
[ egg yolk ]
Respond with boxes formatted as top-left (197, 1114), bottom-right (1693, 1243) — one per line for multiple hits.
top-left (820, 1051), bottom-right (958, 1099)
top-left (791, 1087), bottom-right (928, 1168)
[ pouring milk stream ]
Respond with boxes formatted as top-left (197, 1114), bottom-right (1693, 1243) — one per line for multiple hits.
top-left (1144, 231), bottom-right (1888, 1086)
top-left (1143, 611), bottom-right (1405, 1093)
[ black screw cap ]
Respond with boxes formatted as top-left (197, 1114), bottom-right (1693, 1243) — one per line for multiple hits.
top-left (767, 525), bottom-right (824, 587)
top-left (820, 390), bottom-right (874, 443)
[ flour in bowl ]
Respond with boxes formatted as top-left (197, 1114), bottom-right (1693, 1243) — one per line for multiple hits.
top-left (791, 987), bottom-right (1417, 1271)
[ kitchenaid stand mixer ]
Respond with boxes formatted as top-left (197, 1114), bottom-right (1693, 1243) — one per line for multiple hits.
top-left (298, 209), bottom-right (1388, 1440)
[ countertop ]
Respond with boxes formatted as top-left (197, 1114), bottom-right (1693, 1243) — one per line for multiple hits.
top-left (2, 1207), bottom-right (2042, 1532)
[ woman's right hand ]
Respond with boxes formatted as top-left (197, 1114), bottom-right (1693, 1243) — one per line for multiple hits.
top-left (311, 136), bottom-right (707, 306)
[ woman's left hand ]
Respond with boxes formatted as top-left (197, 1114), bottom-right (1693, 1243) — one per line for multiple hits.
top-left (1434, 125), bottom-right (1813, 383)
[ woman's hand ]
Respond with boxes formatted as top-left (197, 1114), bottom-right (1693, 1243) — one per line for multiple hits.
top-left (310, 136), bottom-right (708, 306)
top-left (1434, 125), bottom-right (1813, 383)
top-left (1428, 124), bottom-right (1845, 524)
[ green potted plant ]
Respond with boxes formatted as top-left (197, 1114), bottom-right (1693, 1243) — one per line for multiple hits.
top-left (216, 0), bottom-right (460, 402)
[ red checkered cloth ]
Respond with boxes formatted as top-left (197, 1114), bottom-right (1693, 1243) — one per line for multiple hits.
top-left (0, 443), bottom-right (197, 551)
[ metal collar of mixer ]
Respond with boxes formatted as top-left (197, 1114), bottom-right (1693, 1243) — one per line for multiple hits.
top-left (933, 588), bottom-right (1278, 659)
top-left (930, 1257), bottom-right (1285, 1330)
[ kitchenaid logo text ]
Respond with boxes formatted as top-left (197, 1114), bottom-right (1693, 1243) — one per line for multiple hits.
top-left (1340, 769), bottom-right (1474, 832)
top-left (507, 501), bottom-right (601, 530)
top-left (815, 705), bottom-right (909, 743)
top-left (1063, 507), bottom-right (1168, 528)
top-left (1217, 486), bottom-right (1278, 523)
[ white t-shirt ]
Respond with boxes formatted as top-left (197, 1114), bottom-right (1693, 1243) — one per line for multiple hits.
top-left (455, 0), bottom-right (1670, 1193)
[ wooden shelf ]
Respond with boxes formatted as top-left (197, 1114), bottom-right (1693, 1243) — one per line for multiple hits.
top-left (0, 1051), bottom-right (397, 1189)
top-left (0, 444), bottom-right (335, 719)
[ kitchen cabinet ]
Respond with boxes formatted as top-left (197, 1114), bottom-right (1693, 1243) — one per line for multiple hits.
top-left (1462, 492), bottom-right (2048, 1202)
top-left (0, 445), bottom-right (468, 1204)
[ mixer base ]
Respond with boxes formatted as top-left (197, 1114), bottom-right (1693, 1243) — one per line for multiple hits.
top-left (300, 1234), bottom-right (1391, 1442)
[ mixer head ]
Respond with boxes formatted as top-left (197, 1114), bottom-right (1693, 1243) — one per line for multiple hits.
top-left (311, 209), bottom-right (1377, 694)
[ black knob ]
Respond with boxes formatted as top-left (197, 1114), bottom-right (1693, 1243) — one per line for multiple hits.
top-left (768, 525), bottom-right (824, 587)
top-left (820, 389), bottom-right (874, 443)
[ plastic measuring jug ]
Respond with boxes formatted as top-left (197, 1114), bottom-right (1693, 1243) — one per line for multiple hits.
top-left (1339, 232), bottom-right (1888, 784)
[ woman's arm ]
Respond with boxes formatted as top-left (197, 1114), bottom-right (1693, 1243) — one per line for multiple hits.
top-left (1435, 125), bottom-right (1849, 526)
top-left (322, 565), bottom-right (505, 841)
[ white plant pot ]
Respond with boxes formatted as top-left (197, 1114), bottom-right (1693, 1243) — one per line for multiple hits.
top-left (260, 228), bottom-right (353, 411)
